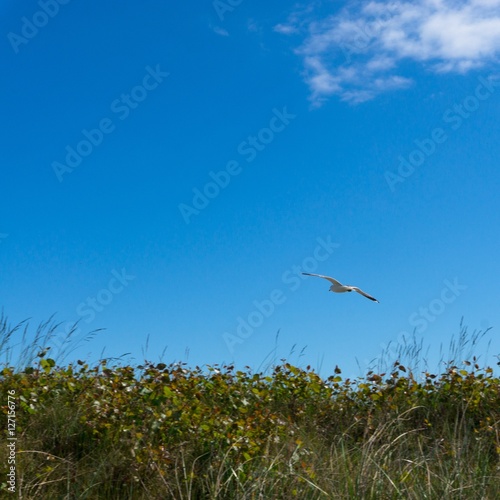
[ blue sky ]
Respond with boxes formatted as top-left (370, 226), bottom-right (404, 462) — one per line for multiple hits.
top-left (1, 0), bottom-right (499, 378)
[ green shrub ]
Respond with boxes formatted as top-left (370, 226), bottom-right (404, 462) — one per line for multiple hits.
top-left (1, 317), bottom-right (499, 498)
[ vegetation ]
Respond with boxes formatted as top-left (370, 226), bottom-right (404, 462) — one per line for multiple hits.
top-left (1, 315), bottom-right (499, 499)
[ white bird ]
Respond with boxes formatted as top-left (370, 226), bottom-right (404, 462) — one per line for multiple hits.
top-left (302, 273), bottom-right (379, 303)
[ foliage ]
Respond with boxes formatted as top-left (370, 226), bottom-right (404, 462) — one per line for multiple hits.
top-left (0, 318), bottom-right (499, 498)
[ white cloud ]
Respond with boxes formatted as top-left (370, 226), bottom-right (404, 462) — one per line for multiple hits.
top-left (211, 25), bottom-right (229, 37)
top-left (274, 23), bottom-right (298, 35)
top-left (247, 19), bottom-right (260, 33)
top-left (276, 0), bottom-right (500, 104)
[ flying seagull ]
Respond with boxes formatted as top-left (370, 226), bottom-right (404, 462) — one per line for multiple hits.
top-left (302, 273), bottom-right (379, 303)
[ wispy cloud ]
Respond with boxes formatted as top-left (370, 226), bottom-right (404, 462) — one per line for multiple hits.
top-left (211, 25), bottom-right (229, 37)
top-left (274, 23), bottom-right (299, 35)
top-left (276, 0), bottom-right (500, 105)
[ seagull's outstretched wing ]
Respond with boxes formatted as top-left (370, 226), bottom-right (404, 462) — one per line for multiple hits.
top-left (302, 272), bottom-right (343, 287)
top-left (352, 287), bottom-right (379, 303)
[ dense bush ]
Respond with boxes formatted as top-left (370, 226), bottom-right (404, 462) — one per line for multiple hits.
top-left (1, 316), bottom-right (499, 498)
top-left (1, 354), bottom-right (499, 498)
